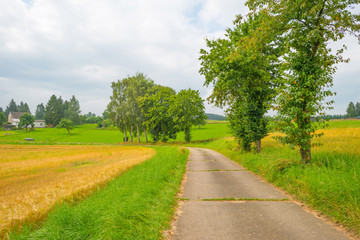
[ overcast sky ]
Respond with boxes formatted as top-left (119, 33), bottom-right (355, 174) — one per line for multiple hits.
top-left (1, 0), bottom-right (359, 116)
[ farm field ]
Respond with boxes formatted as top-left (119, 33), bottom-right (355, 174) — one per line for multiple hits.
top-left (188, 120), bottom-right (360, 235)
top-left (9, 147), bottom-right (188, 240)
top-left (0, 145), bottom-right (155, 237)
top-left (0, 122), bottom-right (230, 144)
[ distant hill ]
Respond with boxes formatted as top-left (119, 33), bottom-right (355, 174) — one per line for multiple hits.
top-left (205, 113), bottom-right (227, 121)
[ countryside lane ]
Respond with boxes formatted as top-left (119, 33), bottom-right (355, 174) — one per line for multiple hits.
top-left (171, 147), bottom-right (349, 240)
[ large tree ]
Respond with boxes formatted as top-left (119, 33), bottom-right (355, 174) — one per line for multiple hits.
top-left (44, 95), bottom-right (65, 126)
top-left (169, 89), bottom-right (207, 143)
top-left (18, 101), bottom-right (31, 113)
top-left (19, 112), bottom-right (35, 131)
top-left (0, 112), bottom-right (7, 126)
top-left (138, 85), bottom-right (177, 142)
top-left (199, 12), bottom-right (279, 152)
top-left (57, 118), bottom-right (73, 134)
top-left (246, 0), bottom-right (360, 163)
top-left (107, 73), bottom-right (155, 143)
top-left (346, 102), bottom-right (356, 117)
top-left (35, 103), bottom-right (45, 120)
top-left (64, 95), bottom-right (81, 125)
top-left (356, 102), bottom-right (360, 117)
top-left (5, 99), bottom-right (18, 116)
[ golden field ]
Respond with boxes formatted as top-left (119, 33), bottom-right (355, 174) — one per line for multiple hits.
top-left (261, 127), bottom-right (360, 155)
top-left (0, 145), bottom-right (155, 236)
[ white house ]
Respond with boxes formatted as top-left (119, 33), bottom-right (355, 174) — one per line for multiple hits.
top-left (33, 120), bottom-right (46, 128)
top-left (8, 112), bottom-right (46, 128)
top-left (8, 112), bottom-right (26, 127)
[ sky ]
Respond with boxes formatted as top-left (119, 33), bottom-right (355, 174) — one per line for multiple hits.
top-left (0, 0), bottom-right (359, 116)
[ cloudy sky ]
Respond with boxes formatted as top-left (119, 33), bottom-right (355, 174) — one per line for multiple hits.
top-left (1, 0), bottom-right (359, 116)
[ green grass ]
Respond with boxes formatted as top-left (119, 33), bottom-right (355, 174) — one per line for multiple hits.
top-left (9, 146), bottom-right (188, 239)
top-left (327, 119), bottom-right (360, 128)
top-left (188, 137), bottom-right (360, 235)
top-left (0, 122), bottom-right (231, 145)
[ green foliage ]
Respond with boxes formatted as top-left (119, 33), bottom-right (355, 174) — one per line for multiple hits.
top-left (199, 12), bottom-right (278, 152)
top-left (107, 73), bottom-right (155, 143)
top-left (35, 103), bottom-right (45, 120)
top-left (57, 118), bottom-right (73, 134)
top-left (346, 101), bottom-right (357, 117)
top-left (9, 147), bottom-right (188, 239)
top-left (169, 89), bottom-right (207, 143)
top-left (5, 99), bottom-right (18, 116)
top-left (246, 0), bottom-right (360, 163)
top-left (139, 85), bottom-right (177, 142)
top-left (0, 112), bottom-right (7, 127)
top-left (19, 113), bottom-right (35, 131)
top-left (18, 101), bottom-right (30, 113)
top-left (45, 95), bottom-right (65, 126)
top-left (205, 113), bottom-right (226, 121)
top-left (64, 95), bottom-right (81, 125)
top-left (356, 102), bottom-right (360, 117)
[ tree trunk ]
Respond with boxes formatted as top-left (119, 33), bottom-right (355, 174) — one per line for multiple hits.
top-left (144, 128), bottom-right (148, 143)
top-left (137, 125), bottom-right (140, 143)
top-left (67, 128), bottom-right (70, 134)
top-left (185, 127), bottom-right (190, 143)
top-left (256, 139), bottom-right (261, 153)
top-left (123, 128), bottom-right (128, 142)
top-left (300, 145), bottom-right (311, 165)
top-left (130, 125), bottom-right (133, 142)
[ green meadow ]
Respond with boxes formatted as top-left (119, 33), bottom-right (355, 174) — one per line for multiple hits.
top-left (0, 122), bottom-right (230, 144)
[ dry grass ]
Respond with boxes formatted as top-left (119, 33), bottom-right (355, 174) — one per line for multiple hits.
top-left (262, 127), bottom-right (360, 155)
top-left (0, 145), bottom-right (155, 236)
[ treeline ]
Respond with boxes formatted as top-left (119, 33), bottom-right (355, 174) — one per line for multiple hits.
top-left (199, 1), bottom-right (359, 164)
top-left (107, 73), bottom-right (206, 143)
top-left (0, 96), bottom-right (104, 128)
top-left (205, 113), bottom-right (227, 121)
top-left (346, 101), bottom-right (360, 118)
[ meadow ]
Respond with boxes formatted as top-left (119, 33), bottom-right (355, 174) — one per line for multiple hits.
top-left (0, 122), bottom-right (230, 144)
top-left (0, 145), bottom-right (155, 238)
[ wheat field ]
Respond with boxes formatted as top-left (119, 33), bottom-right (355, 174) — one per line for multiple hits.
top-left (0, 144), bottom-right (155, 236)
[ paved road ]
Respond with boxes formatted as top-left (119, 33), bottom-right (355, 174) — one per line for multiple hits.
top-left (171, 147), bottom-right (349, 240)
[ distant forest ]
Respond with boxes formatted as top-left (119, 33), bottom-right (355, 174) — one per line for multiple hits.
top-left (205, 113), bottom-right (226, 121)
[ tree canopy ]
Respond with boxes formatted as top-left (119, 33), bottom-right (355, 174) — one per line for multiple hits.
top-left (245, 0), bottom-right (360, 163)
top-left (19, 112), bottom-right (35, 131)
top-left (108, 73), bottom-right (207, 143)
top-left (57, 118), bottom-right (73, 134)
top-left (45, 95), bottom-right (65, 126)
top-left (169, 89), bottom-right (207, 143)
top-left (35, 103), bottom-right (45, 120)
top-left (199, 12), bottom-right (279, 152)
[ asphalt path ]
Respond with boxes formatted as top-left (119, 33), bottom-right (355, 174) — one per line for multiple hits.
top-left (171, 147), bottom-right (350, 240)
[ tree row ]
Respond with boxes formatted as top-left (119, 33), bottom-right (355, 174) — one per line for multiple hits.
top-left (107, 73), bottom-right (206, 143)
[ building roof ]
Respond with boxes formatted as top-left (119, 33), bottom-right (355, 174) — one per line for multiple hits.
top-left (10, 112), bottom-right (27, 119)
top-left (35, 120), bottom-right (45, 122)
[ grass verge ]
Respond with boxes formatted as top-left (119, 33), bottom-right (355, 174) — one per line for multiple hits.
top-left (8, 146), bottom-right (188, 240)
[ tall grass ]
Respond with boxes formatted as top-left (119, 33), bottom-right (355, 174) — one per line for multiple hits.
top-left (8, 147), bottom-right (188, 239)
top-left (188, 125), bottom-right (360, 235)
